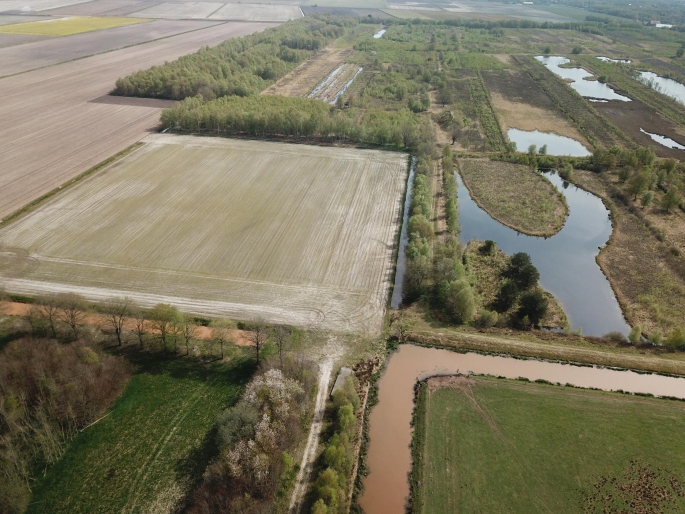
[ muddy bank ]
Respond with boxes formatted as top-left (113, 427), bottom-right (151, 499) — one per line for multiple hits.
top-left (359, 344), bottom-right (685, 514)
top-left (594, 98), bottom-right (685, 158)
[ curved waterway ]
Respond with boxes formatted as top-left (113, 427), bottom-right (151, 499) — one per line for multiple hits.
top-left (458, 171), bottom-right (630, 336)
top-left (359, 344), bottom-right (685, 514)
top-left (638, 71), bottom-right (685, 107)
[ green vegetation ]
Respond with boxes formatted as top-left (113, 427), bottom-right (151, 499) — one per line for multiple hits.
top-left (459, 159), bottom-right (568, 237)
top-left (114, 18), bottom-right (349, 100)
top-left (28, 354), bottom-right (253, 514)
top-left (309, 375), bottom-right (360, 514)
top-left (414, 377), bottom-right (685, 514)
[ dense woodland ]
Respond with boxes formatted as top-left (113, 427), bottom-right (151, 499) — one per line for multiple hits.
top-left (113, 18), bottom-right (349, 100)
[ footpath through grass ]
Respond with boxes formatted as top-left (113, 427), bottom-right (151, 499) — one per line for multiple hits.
top-left (418, 377), bottom-right (685, 514)
top-left (28, 352), bottom-right (254, 514)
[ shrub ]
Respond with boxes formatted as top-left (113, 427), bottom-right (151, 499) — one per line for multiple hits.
top-left (480, 240), bottom-right (497, 255)
top-left (516, 291), bottom-right (548, 326)
top-left (476, 309), bottom-right (499, 328)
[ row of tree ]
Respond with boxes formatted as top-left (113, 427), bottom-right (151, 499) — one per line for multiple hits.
top-left (114, 18), bottom-right (350, 100)
top-left (160, 94), bottom-right (435, 151)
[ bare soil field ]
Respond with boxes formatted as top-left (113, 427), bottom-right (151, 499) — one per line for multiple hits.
top-left (0, 19), bottom-right (221, 75)
top-left (594, 98), bottom-right (685, 159)
top-left (42, 0), bottom-right (164, 16)
top-left (209, 3), bottom-right (302, 21)
top-left (0, 134), bottom-right (407, 334)
top-left (0, 20), bottom-right (273, 221)
top-left (0, 14), bottom-right (51, 23)
top-left (262, 45), bottom-right (353, 97)
top-left (128, 1), bottom-right (223, 18)
top-left (482, 68), bottom-right (591, 147)
top-left (0, 0), bottom-right (94, 11)
top-left (0, 32), bottom-right (47, 47)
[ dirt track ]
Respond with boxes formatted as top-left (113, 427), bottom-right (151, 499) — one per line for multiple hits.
top-left (0, 20), bottom-right (274, 221)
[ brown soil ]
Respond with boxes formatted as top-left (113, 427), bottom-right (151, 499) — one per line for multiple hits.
top-left (0, 21), bottom-right (272, 221)
top-left (261, 45), bottom-right (354, 98)
top-left (482, 68), bottom-right (590, 146)
top-left (594, 98), bottom-right (685, 159)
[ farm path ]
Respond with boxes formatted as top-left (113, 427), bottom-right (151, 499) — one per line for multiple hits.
top-left (289, 335), bottom-right (345, 513)
top-left (0, 20), bottom-right (275, 221)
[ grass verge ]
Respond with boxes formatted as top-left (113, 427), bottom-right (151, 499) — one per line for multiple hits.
top-left (416, 376), bottom-right (685, 513)
top-left (27, 352), bottom-right (253, 514)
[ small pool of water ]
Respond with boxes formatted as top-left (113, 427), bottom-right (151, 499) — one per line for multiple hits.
top-left (458, 171), bottom-right (630, 336)
top-left (373, 28), bottom-right (386, 38)
top-left (508, 128), bottom-right (591, 157)
top-left (536, 55), bottom-right (631, 101)
top-left (597, 56), bottom-right (631, 63)
top-left (640, 128), bottom-right (685, 151)
top-left (329, 66), bottom-right (363, 105)
top-left (391, 157), bottom-right (416, 308)
top-left (638, 71), bottom-right (685, 107)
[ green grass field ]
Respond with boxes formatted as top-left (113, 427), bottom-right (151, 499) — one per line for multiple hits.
top-left (28, 353), bottom-right (254, 514)
top-left (418, 378), bottom-right (685, 514)
top-left (0, 17), bottom-right (147, 36)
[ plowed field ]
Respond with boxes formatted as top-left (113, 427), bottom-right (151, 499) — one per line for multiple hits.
top-left (0, 135), bottom-right (407, 334)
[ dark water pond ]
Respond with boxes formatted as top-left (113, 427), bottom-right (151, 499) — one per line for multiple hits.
top-left (458, 171), bottom-right (630, 336)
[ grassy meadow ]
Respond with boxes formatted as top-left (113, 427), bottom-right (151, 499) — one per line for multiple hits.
top-left (28, 353), bottom-right (254, 514)
top-left (416, 377), bottom-right (685, 514)
top-left (0, 17), bottom-right (147, 36)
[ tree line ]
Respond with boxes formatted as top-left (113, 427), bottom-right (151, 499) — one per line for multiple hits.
top-left (160, 94), bottom-right (435, 151)
top-left (113, 17), bottom-right (351, 100)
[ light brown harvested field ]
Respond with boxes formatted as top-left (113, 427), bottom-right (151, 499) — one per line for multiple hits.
top-left (0, 21), bottom-right (274, 221)
top-left (262, 45), bottom-right (353, 97)
top-left (0, 19), bottom-right (221, 75)
top-left (0, 134), bottom-right (407, 334)
top-left (0, 0), bottom-right (93, 11)
top-left (0, 32), bottom-right (48, 47)
top-left (42, 0), bottom-right (163, 16)
top-left (209, 3), bottom-right (302, 21)
top-left (130, 1), bottom-right (223, 18)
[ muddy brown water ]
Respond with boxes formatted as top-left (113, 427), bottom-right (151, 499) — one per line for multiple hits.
top-left (358, 344), bottom-right (685, 514)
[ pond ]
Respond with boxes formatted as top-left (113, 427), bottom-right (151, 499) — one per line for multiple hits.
top-left (390, 157), bottom-right (416, 308)
top-left (638, 71), bottom-right (685, 107)
top-left (640, 128), bottom-right (685, 151)
top-left (373, 28), bottom-right (386, 38)
top-left (536, 55), bottom-right (631, 101)
top-left (597, 56), bottom-right (631, 63)
top-left (329, 66), bottom-right (363, 105)
top-left (457, 171), bottom-right (630, 336)
top-left (358, 344), bottom-right (685, 514)
top-left (507, 128), bottom-right (592, 157)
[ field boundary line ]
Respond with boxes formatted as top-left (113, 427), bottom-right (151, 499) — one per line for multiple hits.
top-left (0, 20), bottom-right (275, 80)
top-left (0, 142), bottom-right (143, 229)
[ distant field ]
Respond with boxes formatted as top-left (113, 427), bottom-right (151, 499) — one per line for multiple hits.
top-left (130, 1), bottom-right (223, 19)
top-left (0, 135), bottom-right (406, 333)
top-left (28, 355), bottom-right (253, 514)
top-left (209, 3), bottom-right (302, 21)
top-left (417, 377), bottom-right (685, 514)
top-left (0, 15), bottom-right (147, 35)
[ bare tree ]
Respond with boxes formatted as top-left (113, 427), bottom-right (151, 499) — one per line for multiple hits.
top-left (105, 297), bottom-right (132, 346)
top-left (181, 315), bottom-right (198, 356)
top-left (133, 310), bottom-right (148, 347)
top-left (210, 318), bottom-right (234, 360)
top-left (272, 325), bottom-right (291, 369)
top-left (37, 294), bottom-right (61, 339)
top-left (56, 293), bottom-right (87, 341)
top-left (246, 319), bottom-right (269, 366)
